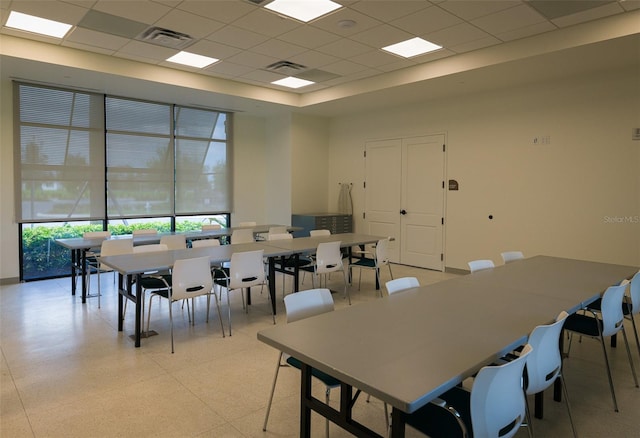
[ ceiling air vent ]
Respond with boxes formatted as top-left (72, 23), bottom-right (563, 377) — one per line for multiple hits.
top-left (138, 27), bottom-right (194, 49)
top-left (265, 60), bottom-right (307, 76)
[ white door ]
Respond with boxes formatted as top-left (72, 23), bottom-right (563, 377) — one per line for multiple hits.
top-left (401, 135), bottom-right (445, 270)
top-left (364, 139), bottom-right (401, 261)
top-left (365, 135), bottom-right (445, 270)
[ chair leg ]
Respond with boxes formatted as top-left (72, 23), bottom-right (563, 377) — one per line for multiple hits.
top-left (598, 333), bottom-right (619, 412)
top-left (325, 387), bottom-right (331, 438)
top-left (343, 269), bottom-right (351, 305)
top-left (524, 393), bottom-right (534, 438)
top-left (621, 327), bottom-right (639, 388)
top-left (559, 374), bottom-right (578, 438)
top-left (263, 352), bottom-right (283, 431)
top-left (227, 289), bottom-right (233, 336)
top-left (169, 298), bottom-right (175, 354)
top-left (628, 313), bottom-right (640, 362)
top-left (211, 292), bottom-right (225, 338)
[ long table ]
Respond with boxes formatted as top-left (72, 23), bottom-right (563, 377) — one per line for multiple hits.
top-left (97, 233), bottom-right (383, 347)
top-left (54, 224), bottom-right (299, 303)
top-left (257, 256), bottom-right (639, 437)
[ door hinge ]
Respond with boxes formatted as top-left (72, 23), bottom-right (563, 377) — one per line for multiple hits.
top-left (363, 181), bottom-right (366, 189)
top-left (441, 217), bottom-right (444, 225)
top-left (443, 144), bottom-right (446, 152)
top-left (364, 150), bottom-right (366, 158)
top-left (363, 212), bottom-right (366, 219)
top-left (441, 253), bottom-right (444, 261)
top-left (442, 181), bottom-right (444, 189)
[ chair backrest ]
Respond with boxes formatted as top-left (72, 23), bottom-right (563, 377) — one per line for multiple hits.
top-left (160, 234), bottom-right (187, 250)
top-left (374, 238), bottom-right (391, 267)
top-left (268, 226), bottom-right (288, 235)
top-left (133, 243), bottom-right (168, 253)
top-left (83, 231), bottom-right (111, 239)
top-left (267, 233), bottom-right (293, 241)
top-left (132, 228), bottom-right (157, 236)
top-left (315, 241), bottom-right (343, 274)
top-left (468, 259), bottom-right (495, 273)
top-left (229, 250), bottom-right (265, 289)
top-left (310, 229), bottom-right (330, 237)
top-left (238, 221), bottom-right (257, 227)
top-left (231, 228), bottom-right (255, 244)
top-left (191, 238), bottom-right (221, 248)
top-left (170, 256), bottom-right (213, 301)
top-left (471, 344), bottom-right (532, 438)
top-left (600, 281), bottom-right (629, 337)
top-left (100, 238), bottom-right (133, 257)
top-left (284, 288), bottom-right (334, 323)
top-left (201, 224), bottom-right (222, 231)
top-left (385, 277), bottom-right (420, 295)
top-left (501, 251), bottom-right (524, 264)
top-left (628, 271), bottom-right (640, 316)
top-left (525, 311), bottom-right (568, 395)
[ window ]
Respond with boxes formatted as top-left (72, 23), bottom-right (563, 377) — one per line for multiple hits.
top-left (15, 83), bottom-right (232, 280)
top-left (14, 83), bottom-right (105, 222)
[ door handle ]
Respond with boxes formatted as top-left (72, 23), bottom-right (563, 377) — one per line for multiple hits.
top-left (400, 209), bottom-right (407, 215)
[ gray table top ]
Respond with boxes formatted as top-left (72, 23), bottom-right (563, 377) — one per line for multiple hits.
top-left (54, 224), bottom-right (301, 250)
top-left (257, 255), bottom-right (639, 415)
top-left (265, 233), bottom-right (384, 253)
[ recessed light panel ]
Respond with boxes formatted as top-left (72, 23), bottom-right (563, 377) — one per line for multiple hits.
top-left (264, 0), bottom-right (343, 23)
top-left (5, 11), bottom-right (72, 38)
top-left (382, 37), bottom-right (442, 58)
top-left (272, 76), bottom-right (315, 89)
top-left (166, 51), bottom-right (218, 68)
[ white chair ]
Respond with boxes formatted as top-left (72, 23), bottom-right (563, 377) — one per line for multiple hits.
top-left (263, 288), bottom-right (338, 438)
top-left (348, 238), bottom-right (393, 295)
top-left (124, 243), bottom-right (169, 320)
top-left (267, 233), bottom-right (312, 297)
top-left (191, 238), bottom-right (221, 248)
top-left (201, 224), bottom-right (222, 231)
top-left (230, 228), bottom-right (255, 244)
top-left (385, 277), bottom-right (420, 295)
top-left (309, 241), bottom-right (350, 305)
top-left (82, 231), bottom-right (111, 297)
top-left (238, 221), bottom-right (256, 227)
top-left (405, 344), bottom-right (533, 438)
top-left (564, 281), bottom-right (639, 411)
top-left (159, 234), bottom-right (186, 250)
top-left (309, 229), bottom-right (330, 237)
top-left (468, 259), bottom-right (495, 273)
top-left (132, 228), bottom-right (157, 236)
top-left (213, 249), bottom-right (271, 336)
top-left (501, 251), bottom-right (524, 264)
top-left (524, 311), bottom-right (577, 437)
top-left (145, 256), bottom-right (225, 353)
top-left (94, 238), bottom-right (133, 308)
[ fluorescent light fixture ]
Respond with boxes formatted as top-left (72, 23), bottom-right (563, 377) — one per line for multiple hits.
top-left (382, 37), bottom-right (442, 58)
top-left (265, 0), bottom-right (342, 23)
top-left (272, 76), bottom-right (315, 89)
top-left (5, 11), bottom-right (72, 38)
top-left (166, 51), bottom-right (218, 68)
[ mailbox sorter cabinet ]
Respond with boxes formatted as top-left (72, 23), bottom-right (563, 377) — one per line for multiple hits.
top-left (291, 213), bottom-right (353, 238)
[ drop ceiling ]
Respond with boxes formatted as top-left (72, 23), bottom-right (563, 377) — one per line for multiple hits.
top-left (1, 0), bottom-right (639, 116)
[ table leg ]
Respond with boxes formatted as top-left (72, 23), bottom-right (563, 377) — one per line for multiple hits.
top-left (135, 273), bottom-right (142, 348)
top-left (81, 249), bottom-right (87, 303)
top-left (118, 273), bottom-right (126, 332)
top-left (390, 408), bottom-right (406, 438)
top-left (70, 249), bottom-right (78, 296)
top-left (268, 258), bottom-right (277, 315)
top-left (300, 363), bottom-right (312, 438)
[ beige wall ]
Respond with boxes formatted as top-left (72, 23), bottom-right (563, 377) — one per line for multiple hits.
top-left (0, 79), bottom-right (18, 280)
top-left (327, 66), bottom-right (640, 270)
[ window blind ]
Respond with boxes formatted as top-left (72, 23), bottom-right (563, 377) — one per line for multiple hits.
top-left (14, 83), bottom-right (105, 223)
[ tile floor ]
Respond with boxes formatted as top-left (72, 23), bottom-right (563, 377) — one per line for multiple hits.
top-left (1, 263), bottom-right (639, 437)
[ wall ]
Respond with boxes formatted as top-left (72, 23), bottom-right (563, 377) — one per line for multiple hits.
top-left (0, 78), bottom-right (18, 281)
top-left (264, 114), bottom-right (292, 225)
top-left (328, 67), bottom-right (640, 270)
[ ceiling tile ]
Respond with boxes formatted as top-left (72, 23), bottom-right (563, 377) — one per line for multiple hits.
top-left (496, 21), bottom-right (557, 42)
top-left (204, 61), bottom-right (256, 77)
top-left (233, 8), bottom-right (302, 38)
top-left (65, 27), bottom-right (130, 51)
top-left (449, 36), bottom-right (501, 54)
top-left (288, 50), bottom-right (341, 69)
top-left (239, 68), bottom-right (283, 83)
top-left (471, 4), bottom-right (546, 35)
top-left (350, 49), bottom-right (401, 68)
top-left (249, 38), bottom-right (308, 60)
top-left (176, 0), bottom-right (256, 23)
top-left (7, 0), bottom-right (89, 24)
top-left (391, 4), bottom-right (464, 35)
top-left (276, 25), bottom-right (341, 49)
top-left (316, 37), bottom-right (372, 58)
top-left (438, 0), bottom-right (521, 21)
top-left (349, 0), bottom-right (432, 22)
top-left (206, 25), bottom-right (265, 50)
top-left (186, 39), bottom-right (242, 60)
top-left (93, 0), bottom-right (172, 25)
top-left (551, 2), bottom-right (624, 27)
top-left (224, 50), bottom-right (280, 69)
top-left (153, 8), bottom-right (225, 39)
top-left (349, 24), bottom-right (414, 49)
top-left (310, 7), bottom-right (382, 36)
top-left (321, 59), bottom-right (370, 76)
top-left (423, 22), bottom-right (494, 48)
top-left (116, 39), bottom-right (176, 60)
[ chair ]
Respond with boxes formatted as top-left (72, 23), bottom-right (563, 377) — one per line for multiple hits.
top-left (263, 288), bottom-right (338, 438)
top-left (348, 238), bottom-right (393, 295)
top-left (145, 256), bottom-right (225, 353)
top-left (563, 281), bottom-right (639, 411)
top-left (524, 311), bottom-right (577, 437)
top-left (132, 228), bottom-right (157, 236)
top-left (159, 234), bottom-right (187, 250)
top-left (468, 259), bottom-right (495, 273)
top-left (309, 229), bottom-right (330, 237)
top-left (201, 224), bottom-right (222, 231)
top-left (304, 241), bottom-right (350, 305)
top-left (94, 238), bottom-right (133, 308)
top-left (585, 271), bottom-right (640, 362)
top-left (230, 228), bottom-right (255, 244)
top-left (238, 221), bottom-right (256, 227)
top-left (124, 243), bottom-right (170, 320)
top-left (191, 238), bottom-right (221, 248)
top-left (213, 249), bottom-right (271, 336)
top-left (404, 344), bottom-right (532, 438)
top-left (82, 231), bottom-right (111, 297)
top-left (268, 233), bottom-right (313, 297)
top-left (501, 251), bottom-right (524, 264)
top-left (385, 277), bottom-right (420, 295)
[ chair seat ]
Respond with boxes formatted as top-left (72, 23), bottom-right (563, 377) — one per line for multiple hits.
top-left (350, 257), bottom-right (376, 268)
top-left (285, 356), bottom-right (341, 387)
top-left (275, 256), bottom-right (313, 269)
top-left (138, 274), bottom-right (172, 290)
top-left (406, 386), bottom-right (471, 438)
top-left (564, 312), bottom-right (602, 337)
top-left (588, 298), bottom-right (632, 315)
